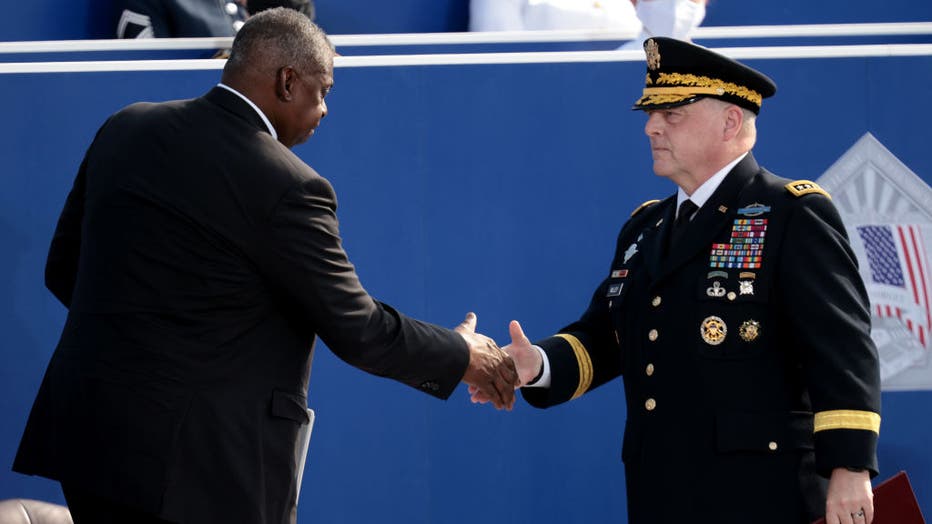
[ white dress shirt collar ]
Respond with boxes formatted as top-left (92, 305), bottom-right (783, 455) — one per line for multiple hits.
top-left (216, 83), bottom-right (278, 140)
top-left (676, 152), bottom-right (748, 218)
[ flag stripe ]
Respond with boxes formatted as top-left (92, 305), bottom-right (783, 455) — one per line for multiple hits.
top-left (908, 225), bottom-right (931, 330)
top-left (897, 227), bottom-right (919, 305)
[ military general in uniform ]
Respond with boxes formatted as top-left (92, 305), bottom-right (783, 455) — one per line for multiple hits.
top-left (473, 37), bottom-right (882, 524)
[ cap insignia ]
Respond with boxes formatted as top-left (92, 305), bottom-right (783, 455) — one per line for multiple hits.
top-left (645, 39), bottom-right (661, 70)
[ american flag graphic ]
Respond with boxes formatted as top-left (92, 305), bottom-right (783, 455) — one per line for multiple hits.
top-left (857, 225), bottom-right (931, 347)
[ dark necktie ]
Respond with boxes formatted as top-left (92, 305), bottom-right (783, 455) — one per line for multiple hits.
top-left (670, 199), bottom-right (698, 247)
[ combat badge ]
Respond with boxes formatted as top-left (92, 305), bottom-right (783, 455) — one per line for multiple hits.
top-left (701, 316), bottom-right (727, 346)
top-left (739, 320), bottom-right (761, 342)
top-left (736, 203), bottom-right (771, 217)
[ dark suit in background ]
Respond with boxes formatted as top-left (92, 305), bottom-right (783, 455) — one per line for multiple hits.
top-left (13, 83), bottom-right (470, 524)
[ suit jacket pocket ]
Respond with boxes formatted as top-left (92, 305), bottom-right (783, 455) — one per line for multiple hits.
top-left (715, 410), bottom-right (814, 454)
top-left (270, 389), bottom-right (310, 424)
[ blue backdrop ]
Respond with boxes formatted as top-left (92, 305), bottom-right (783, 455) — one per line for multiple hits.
top-left (1, 52), bottom-right (930, 522)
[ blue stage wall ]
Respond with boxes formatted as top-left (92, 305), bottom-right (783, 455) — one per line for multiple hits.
top-left (2, 0), bottom-right (931, 41)
top-left (1, 52), bottom-right (930, 522)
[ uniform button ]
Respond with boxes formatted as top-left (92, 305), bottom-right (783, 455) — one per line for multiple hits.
top-left (727, 291), bottom-right (737, 301)
top-left (645, 398), bottom-right (656, 411)
top-left (651, 296), bottom-right (662, 307)
top-left (768, 441), bottom-right (778, 451)
top-left (233, 20), bottom-right (245, 31)
top-left (645, 363), bottom-right (654, 376)
top-left (225, 2), bottom-right (239, 15)
top-left (648, 329), bottom-right (658, 342)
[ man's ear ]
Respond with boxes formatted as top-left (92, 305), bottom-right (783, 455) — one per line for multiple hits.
top-left (722, 104), bottom-right (743, 141)
top-left (275, 66), bottom-right (298, 102)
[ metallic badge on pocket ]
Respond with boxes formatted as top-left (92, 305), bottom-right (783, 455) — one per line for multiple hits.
top-left (706, 281), bottom-right (726, 298)
top-left (739, 320), bottom-right (761, 342)
top-left (700, 316), bottom-right (727, 346)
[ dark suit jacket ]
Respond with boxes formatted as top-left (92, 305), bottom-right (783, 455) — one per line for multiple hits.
top-left (14, 87), bottom-right (469, 524)
top-left (522, 154), bottom-right (881, 524)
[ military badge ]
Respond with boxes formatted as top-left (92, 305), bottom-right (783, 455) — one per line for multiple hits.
top-left (623, 243), bottom-right (638, 263)
top-left (727, 291), bottom-right (737, 301)
top-left (611, 269), bottom-right (629, 278)
top-left (739, 320), bottom-right (761, 342)
top-left (645, 38), bottom-right (661, 70)
top-left (706, 281), bottom-right (726, 298)
top-left (700, 316), bottom-right (727, 345)
top-left (737, 203), bottom-right (772, 216)
top-left (606, 283), bottom-right (624, 297)
top-left (739, 280), bottom-right (754, 295)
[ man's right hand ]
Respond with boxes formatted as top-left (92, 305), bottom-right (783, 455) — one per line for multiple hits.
top-left (455, 312), bottom-right (518, 411)
top-left (469, 319), bottom-right (543, 405)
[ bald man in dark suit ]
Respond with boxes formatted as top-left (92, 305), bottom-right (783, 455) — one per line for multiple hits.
top-left (14, 9), bottom-right (516, 524)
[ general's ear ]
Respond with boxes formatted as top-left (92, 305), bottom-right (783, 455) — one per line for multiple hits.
top-left (722, 104), bottom-right (744, 140)
top-left (275, 66), bottom-right (299, 102)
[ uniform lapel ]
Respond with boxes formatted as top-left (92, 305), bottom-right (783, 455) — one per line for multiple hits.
top-left (655, 153), bottom-right (761, 283)
top-left (641, 196), bottom-right (677, 280)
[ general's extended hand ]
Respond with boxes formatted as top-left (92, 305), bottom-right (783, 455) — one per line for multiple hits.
top-left (824, 468), bottom-right (873, 524)
top-left (469, 320), bottom-right (543, 405)
top-left (455, 312), bottom-right (518, 410)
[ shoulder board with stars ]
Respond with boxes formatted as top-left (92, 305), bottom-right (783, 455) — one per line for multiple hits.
top-left (784, 180), bottom-right (831, 199)
top-left (630, 199), bottom-right (661, 217)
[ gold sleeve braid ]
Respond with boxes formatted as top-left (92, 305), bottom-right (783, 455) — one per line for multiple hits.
top-left (813, 410), bottom-right (881, 434)
top-left (555, 334), bottom-right (593, 400)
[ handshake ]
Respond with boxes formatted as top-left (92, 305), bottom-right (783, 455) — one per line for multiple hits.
top-left (454, 312), bottom-right (544, 411)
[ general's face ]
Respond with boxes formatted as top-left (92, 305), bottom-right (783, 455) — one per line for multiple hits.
top-left (279, 66), bottom-right (333, 148)
top-left (643, 98), bottom-right (724, 182)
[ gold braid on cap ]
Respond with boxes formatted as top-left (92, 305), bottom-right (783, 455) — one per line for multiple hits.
top-left (638, 72), bottom-right (763, 107)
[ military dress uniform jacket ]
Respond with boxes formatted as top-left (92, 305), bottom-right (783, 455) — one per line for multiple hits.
top-left (522, 153), bottom-right (881, 524)
top-left (13, 87), bottom-right (469, 524)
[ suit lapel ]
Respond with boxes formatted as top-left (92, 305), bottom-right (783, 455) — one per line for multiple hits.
top-left (655, 153), bottom-right (761, 283)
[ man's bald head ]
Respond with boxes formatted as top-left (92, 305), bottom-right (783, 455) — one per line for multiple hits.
top-left (223, 7), bottom-right (333, 84)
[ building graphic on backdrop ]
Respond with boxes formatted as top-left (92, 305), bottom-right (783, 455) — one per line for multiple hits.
top-left (818, 133), bottom-right (932, 391)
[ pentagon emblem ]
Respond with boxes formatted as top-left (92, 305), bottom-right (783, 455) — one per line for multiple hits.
top-left (700, 316), bottom-right (727, 346)
top-left (645, 39), bottom-right (661, 70)
top-left (739, 320), bottom-right (761, 342)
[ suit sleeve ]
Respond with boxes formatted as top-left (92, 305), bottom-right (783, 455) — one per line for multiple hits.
top-left (262, 176), bottom-right (469, 399)
top-left (777, 194), bottom-right (881, 477)
top-left (45, 154), bottom-right (90, 308)
top-left (522, 226), bottom-right (633, 408)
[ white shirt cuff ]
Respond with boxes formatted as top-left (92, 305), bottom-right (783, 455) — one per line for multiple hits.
top-left (525, 345), bottom-right (552, 388)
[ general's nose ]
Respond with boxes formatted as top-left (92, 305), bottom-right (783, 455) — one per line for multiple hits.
top-left (644, 111), bottom-right (662, 136)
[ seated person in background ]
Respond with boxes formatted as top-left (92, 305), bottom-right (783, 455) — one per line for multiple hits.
top-left (117, 0), bottom-right (248, 38)
top-left (469, 0), bottom-right (706, 50)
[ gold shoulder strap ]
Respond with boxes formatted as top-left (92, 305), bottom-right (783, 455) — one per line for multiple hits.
top-left (785, 180), bottom-right (831, 199)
